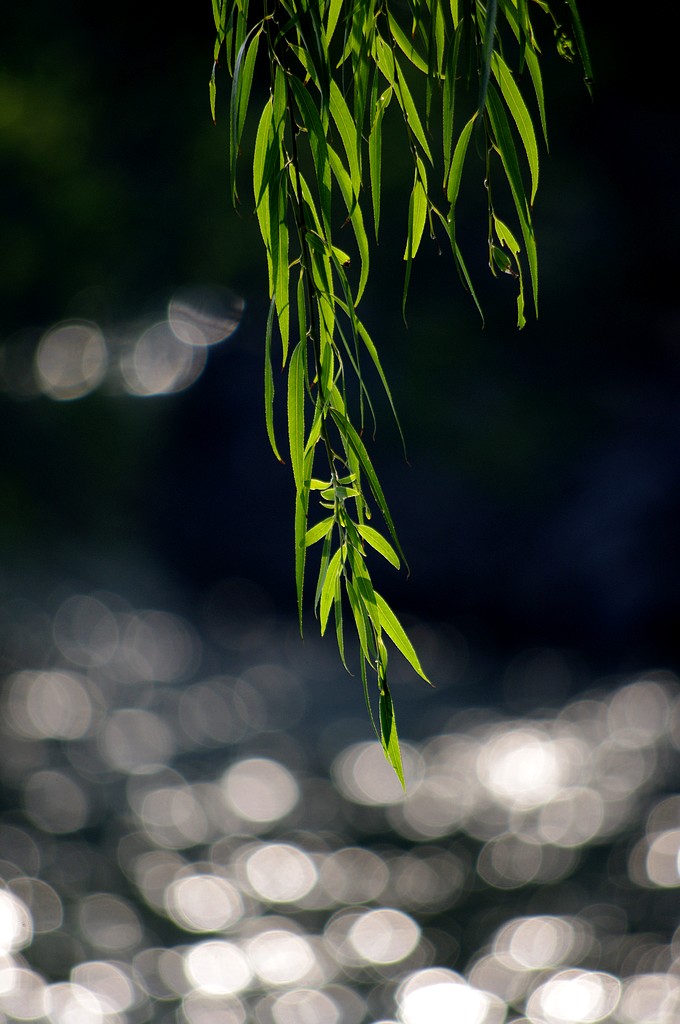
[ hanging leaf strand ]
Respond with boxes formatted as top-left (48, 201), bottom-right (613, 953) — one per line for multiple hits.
top-left (211, 0), bottom-right (591, 784)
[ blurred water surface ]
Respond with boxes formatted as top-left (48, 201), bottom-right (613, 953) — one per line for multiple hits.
top-left (1, 578), bottom-right (680, 1024)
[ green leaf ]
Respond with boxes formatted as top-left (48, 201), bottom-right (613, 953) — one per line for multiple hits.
top-left (294, 483), bottom-right (310, 632)
top-left (209, 64), bottom-right (218, 125)
top-left (359, 655), bottom-right (380, 742)
top-left (446, 112), bottom-right (477, 206)
top-left (314, 530), bottom-right (332, 612)
top-left (357, 523), bottom-right (400, 568)
top-left (388, 11), bottom-right (429, 74)
top-left (287, 340), bottom-right (306, 493)
top-left (320, 546), bottom-right (344, 634)
top-left (403, 158), bottom-right (428, 261)
top-left (330, 400), bottom-right (405, 565)
top-left (289, 77), bottom-right (332, 234)
top-left (374, 591), bottom-right (432, 683)
top-left (264, 297), bottom-right (284, 462)
top-left (393, 56), bottom-right (433, 163)
top-left (442, 26), bottom-right (463, 172)
top-left (402, 156), bottom-right (428, 319)
top-left (491, 51), bottom-right (539, 205)
top-left (368, 86), bottom-right (392, 240)
top-left (325, 0), bottom-right (343, 46)
top-left (476, 0), bottom-right (498, 118)
top-left (271, 179), bottom-right (290, 361)
top-left (564, 0), bottom-right (594, 94)
top-left (378, 666), bottom-right (406, 789)
top-left (345, 574), bottom-right (374, 664)
top-left (306, 516), bottom-right (335, 546)
top-left (252, 98), bottom-right (273, 211)
top-left (327, 145), bottom-right (369, 303)
top-left (230, 27), bottom-right (261, 202)
top-left (486, 82), bottom-right (538, 319)
top-left (334, 572), bottom-right (347, 668)
top-left (329, 79), bottom-right (361, 199)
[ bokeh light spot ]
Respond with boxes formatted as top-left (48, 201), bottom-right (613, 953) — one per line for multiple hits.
top-left (397, 968), bottom-right (506, 1024)
top-left (526, 969), bottom-right (620, 1023)
top-left (120, 320), bottom-right (206, 396)
top-left (0, 890), bottom-right (33, 953)
top-left (34, 320), bottom-right (107, 400)
top-left (165, 873), bottom-right (243, 932)
top-left (221, 758), bottom-right (299, 826)
top-left (184, 939), bottom-right (252, 995)
top-left (348, 908), bottom-right (420, 964)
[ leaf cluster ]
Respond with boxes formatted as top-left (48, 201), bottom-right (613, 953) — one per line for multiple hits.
top-left (210, 0), bottom-right (591, 783)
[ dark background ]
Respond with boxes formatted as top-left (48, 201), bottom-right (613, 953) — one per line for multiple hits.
top-left (1, 3), bottom-right (679, 685)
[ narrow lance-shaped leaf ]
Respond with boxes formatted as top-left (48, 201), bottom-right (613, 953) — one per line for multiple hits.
top-left (287, 340), bottom-right (306, 494)
top-left (359, 655), bottom-right (380, 743)
top-left (498, 0), bottom-right (548, 146)
top-left (320, 546), bottom-right (344, 634)
top-left (403, 157), bottom-right (428, 261)
top-left (442, 25), bottom-right (463, 173)
top-left (357, 523), bottom-right (400, 569)
top-left (306, 516), bottom-right (335, 546)
top-left (230, 26), bottom-right (261, 203)
top-left (330, 400), bottom-right (406, 566)
top-left (327, 144), bottom-right (370, 303)
top-left (314, 530), bottom-right (333, 613)
top-left (392, 53), bottom-right (433, 163)
top-left (368, 85), bottom-right (392, 240)
top-left (334, 572), bottom-right (346, 669)
top-left (375, 590), bottom-right (432, 683)
top-left (271, 172), bottom-right (290, 361)
top-left (345, 574), bottom-right (375, 665)
top-left (329, 79), bottom-right (361, 201)
top-left (402, 156), bottom-right (428, 318)
top-left (446, 111), bottom-right (477, 208)
top-left (476, 0), bottom-right (498, 118)
top-left (387, 10), bottom-right (429, 74)
top-left (324, 0), bottom-right (343, 47)
top-left (491, 50), bottom-right (539, 205)
top-left (289, 77), bottom-right (332, 234)
top-left (264, 297), bottom-right (284, 461)
top-left (486, 81), bottom-right (538, 319)
top-left (564, 0), bottom-right (594, 93)
top-left (378, 655), bottom-right (406, 789)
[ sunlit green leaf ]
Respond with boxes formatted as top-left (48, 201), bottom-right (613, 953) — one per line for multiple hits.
top-left (378, 666), bottom-right (406, 789)
top-left (327, 145), bottom-right (369, 302)
top-left (329, 79), bottom-right (361, 198)
top-left (486, 82), bottom-right (538, 319)
top-left (446, 111), bottom-right (477, 206)
top-left (476, 0), bottom-right (498, 118)
top-left (375, 591), bottom-right (432, 683)
top-left (287, 340), bottom-right (305, 494)
top-left (357, 523), bottom-right (400, 568)
top-left (264, 297), bottom-right (284, 462)
top-left (369, 85), bottom-right (392, 239)
top-left (330, 402), bottom-right (405, 565)
top-left (346, 574), bottom-right (374, 663)
top-left (230, 27), bottom-right (261, 202)
top-left (491, 51), bottom-right (539, 204)
top-left (393, 55), bottom-right (433, 162)
top-left (388, 10), bottom-right (429, 74)
top-left (325, 0), bottom-right (343, 46)
top-left (306, 516), bottom-right (335, 546)
top-left (403, 158), bottom-right (428, 261)
top-left (564, 0), bottom-right (594, 93)
top-left (320, 546), bottom-right (343, 634)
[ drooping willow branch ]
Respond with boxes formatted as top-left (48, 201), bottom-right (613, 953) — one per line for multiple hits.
top-left (210, 0), bottom-right (591, 783)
